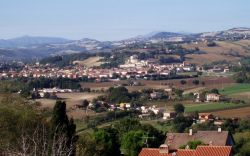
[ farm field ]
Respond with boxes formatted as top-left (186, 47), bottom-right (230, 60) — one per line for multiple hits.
top-left (230, 92), bottom-right (250, 103)
top-left (183, 40), bottom-right (250, 65)
top-left (220, 83), bottom-right (250, 95)
top-left (140, 120), bottom-right (172, 133)
top-left (36, 92), bottom-right (102, 109)
top-left (35, 92), bottom-right (103, 119)
top-left (184, 102), bottom-right (248, 113)
top-left (73, 56), bottom-right (104, 67)
top-left (212, 106), bottom-right (250, 118)
top-left (81, 76), bottom-right (234, 92)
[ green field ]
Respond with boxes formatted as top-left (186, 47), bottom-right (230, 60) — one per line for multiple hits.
top-left (177, 72), bottom-right (198, 76)
top-left (185, 102), bottom-right (247, 113)
top-left (220, 83), bottom-right (250, 95)
top-left (140, 120), bottom-right (172, 133)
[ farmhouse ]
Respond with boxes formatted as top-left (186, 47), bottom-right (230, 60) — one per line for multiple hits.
top-left (206, 93), bottom-right (221, 102)
top-left (165, 129), bottom-right (234, 151)
top-left (163, 112), bottom-right (177, 120)
top-left (150, 92), bottom-right (163, 99)
top-left (198, 113), bottom-right (214, 123)
top-left (119, 103), bottom-right (131, 110)
top-left (139, 127), bottom-right (234, 156)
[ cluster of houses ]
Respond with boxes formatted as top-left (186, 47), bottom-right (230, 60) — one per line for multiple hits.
top-left (139, 105), bottom-right (165, 118)
top-left (196, 66), bottom-right (230, 74)
top-left (139, 128), bottom-right (234, 156)
top-left (0, 55), bottom-right (198, 81)
top-left (32, 87), bottom-right (73, 99)
top-left (0, 54), bottom-right (232, 82)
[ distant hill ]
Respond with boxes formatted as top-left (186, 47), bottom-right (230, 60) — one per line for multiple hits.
top-left (0, 36), bottom-right (113, 60)
top-left (0, 36), bottom-right (69, 48)
top-left (198, 27), bottom-right (250, 39)
top-left (1, 27), bottom-right (250, 61)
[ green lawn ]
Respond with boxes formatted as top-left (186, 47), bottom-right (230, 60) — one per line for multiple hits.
top-left (185, 102), bottom-right (247, 113)
top-left (220, 83), bottom-right (250, 95)
top-left (140, 120), bottom-right (172, 133)
top-left (177, 72), bottom-right (198, 76)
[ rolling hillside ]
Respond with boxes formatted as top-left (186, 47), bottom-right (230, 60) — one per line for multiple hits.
top-left (1, 27), bottom-right (250, 62)
top-left (183, 39), bottom-right (250, 65)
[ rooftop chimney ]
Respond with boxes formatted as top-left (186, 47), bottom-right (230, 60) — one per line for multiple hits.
top-left (209, 141), bottom-right (213, 146)
top-left (189, 129), bottom-right (193, 136)
top-left (159, 144), bottom-right (169, 154)
top-left (218, 127), bottom-right (222, 133)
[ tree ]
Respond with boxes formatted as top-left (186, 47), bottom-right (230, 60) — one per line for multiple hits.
top-left (108, 87), bottom-right (130, 103)
top-left (121, 130), bottom-right (145, 156)
top-left (113, 119), bottom-right (142, 137)
top-left (192, 121), bottom-right (217, 131)
top-left (174, 103), bottom-right (185, 114)
top-left (20, 87), bottom-right (31, 98)
top-left (0, 96), bottom-right (77, 156)
top-left (173, 89), bottom-right (184, 99)
top-left (195, 47), bottom-right (200, 51)
top-left (201, 81), bottom-right (205, 86)
top-left (50, 101), bottom-right (78, 155)
top-left (190, 111), bottom-right (199, 120)
top-left (221, 119), bottom-right (239, 134)
top-left (210, 88), bottom-right (219, 94)
top-left (77, 133), bottom-right (96, 156)
top-left (207, 42), bottom-right (217, 47)
top-left (240, 142), bottom-right (250, 156)
top-left (140, 124), bottom-right (165, 148)
top-left (234, 132), bottom-right (250, 156)
top-left (82, 99), bottom-right (89, 110)
top-left (238, 120), bottom-right (250, 132)
top-left (192, 79), bottom-right (200, 85)
top-left (93, 128), bottom-right (120, 156)
top-left (172, 115), bottom-right (193, 132)
top-left (180, 80), bottom-right (187, 85)
top-left (199, 91), bottom-right (207, 102)
top-left (179, 140), bottom-right (206, 149)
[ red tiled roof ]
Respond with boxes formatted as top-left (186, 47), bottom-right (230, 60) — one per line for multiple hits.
top-left (177, 149), bottom-right (196, 156)
top-left (195, 146), bottom-right (232, 156)
top-left (139, 148), bottom-right (195, 156)
top-left (139, 146), bottom-right (232, 156)
top-left (139, 148), bottom-right (171, 156)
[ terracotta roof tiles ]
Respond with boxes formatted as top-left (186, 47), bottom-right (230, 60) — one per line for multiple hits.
top-left (195, 146), bottom-right (232, 156)
top-left (139, 146), bottom-right (232, 156)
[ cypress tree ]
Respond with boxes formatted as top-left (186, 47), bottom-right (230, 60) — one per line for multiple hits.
top-left (50, 101), bottom-right (78, 155)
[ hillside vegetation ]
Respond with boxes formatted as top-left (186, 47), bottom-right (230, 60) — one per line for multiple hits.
top-left (184, 40), bottom-right (250, 65)
top-left (73, 56), bottom-right (105, 67)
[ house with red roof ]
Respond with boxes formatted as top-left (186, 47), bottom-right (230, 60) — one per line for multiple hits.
top-left (139, 145), bottom-right (233, 156)
top-left (165, 129), bottom-right (234, 151)
top-left (139, 129), bottom-right (234, 156)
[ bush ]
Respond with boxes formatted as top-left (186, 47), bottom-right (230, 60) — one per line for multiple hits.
top-left (174, 103), bottom-right (185, 114)
top-left (179, 140), bottom-right (206, 149)
top-left (192, 80), bottom-right (200, 85)
top-left (207, 42), bottom-right (217, 47)
top-left (180, 80), bottom-right (187, 85)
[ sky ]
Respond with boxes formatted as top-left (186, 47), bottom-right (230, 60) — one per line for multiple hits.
top-left (0, 0), bottom-right (250, 41)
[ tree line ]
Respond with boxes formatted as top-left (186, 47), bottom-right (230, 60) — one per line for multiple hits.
top-left (0, 95), bottom-right (77, 155)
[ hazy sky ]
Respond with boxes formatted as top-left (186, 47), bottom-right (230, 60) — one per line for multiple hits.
top-left (1, 0), bottom-right (250, 41)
